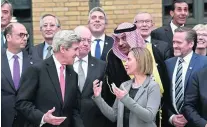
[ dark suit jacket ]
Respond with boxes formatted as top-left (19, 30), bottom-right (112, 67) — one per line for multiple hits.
top-left (164, 53), bottom-right (207, 127)
top-left (79, 55), bottom-right (107, 127)
top-left (1, 49), bottom-right (38, 127)
top-left (30, 42), bottom-right (45, 61)
top-left (90, 35), bottom-right (114, 61)
top-left (151, 24), bottom-right (173, 48)
top-left (15, 56), bottom-right (84, 127)
top-left (183, 67), bottom-right (207, 127)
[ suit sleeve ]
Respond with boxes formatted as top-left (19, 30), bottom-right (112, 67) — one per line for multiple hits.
top-left (183, 72), bottom-right (207, 127)
top-left (15, 65), bottom-right (44, 125)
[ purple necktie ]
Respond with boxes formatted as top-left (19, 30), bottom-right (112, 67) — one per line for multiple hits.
top-left (13, 55), bottom-right (20, 90)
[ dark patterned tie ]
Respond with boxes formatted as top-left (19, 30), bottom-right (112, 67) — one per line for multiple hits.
top-left (95, 39), bottom-right (101, 59)
top-left (13, 55), bottom-right (20, 90)
top-left (175, 58), bottom-right (184, 112)
top-left (45, 46), bottom-right (52, 59)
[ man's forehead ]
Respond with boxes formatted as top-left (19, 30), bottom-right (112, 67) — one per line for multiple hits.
top-left (136, 13), bottom-right (152, 20)
top-left (43, 16), bottom-right (56, 23)
top-left (175, 2), bottom-right (188, 8)
top-left (91, 11), bottom-right (105, 16)
top-left (1, 3), bottom-right (11, 10)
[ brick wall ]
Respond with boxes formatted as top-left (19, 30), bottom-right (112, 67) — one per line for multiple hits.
top-left (32, 0), bottom-right (162, 45)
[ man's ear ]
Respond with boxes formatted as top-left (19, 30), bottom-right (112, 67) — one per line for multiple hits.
top-left (6, 34), bottom-right (11, 42)
top-left (170, 10), bottom-right (174, 18)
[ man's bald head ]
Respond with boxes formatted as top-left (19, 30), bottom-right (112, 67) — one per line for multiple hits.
top-left (74, 26), bottom-right (92, 58)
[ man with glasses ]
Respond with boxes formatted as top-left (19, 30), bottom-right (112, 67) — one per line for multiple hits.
top-left (73, 26), bottom-right (107, 127)
top-left (1, 22), bottom-right (39, 127)
top-left (134, 12), bottom-right (173, 127)
top-left (31, 14), bottom-right (61, 60)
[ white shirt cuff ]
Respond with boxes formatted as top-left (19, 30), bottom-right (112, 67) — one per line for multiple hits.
top-left (169, 114), bottom-right (175, 125)
top-left (40, 114), bottom-right (46, 127)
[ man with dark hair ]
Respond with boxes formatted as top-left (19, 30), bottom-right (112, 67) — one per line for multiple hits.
top-left (1, 0), bottom-right (13, 48)
top-left (151, 0), bottom-right (189, 48)
top-left (1, 22), bottom-right (38, 127)
top-left (164, 27), bottom-right (207, 127)
top-left (88, 7), bottom-right (113, 61)
top-left (31, 14), bottom-right (61, 60)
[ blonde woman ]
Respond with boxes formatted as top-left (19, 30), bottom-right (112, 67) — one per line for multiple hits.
top-left (93, 47), bottom-right (161, 127)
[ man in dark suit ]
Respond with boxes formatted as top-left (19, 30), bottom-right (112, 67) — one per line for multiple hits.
top-left (165, 27), bottom-right (207, 127)
top-left (88, 7), bottom-right (113, 61)
top-left (134, 12), bottom-right (173, 127)
top-left (31, 14), bottom-right (61, 60)
top-left (151, 0), bottom-right (189, 48)
top-left (1, 22), bottom-right (38, 127)
top-left (183, 67), bottom-right (207, 127)
top-left (73, 26), bottom-right (107, 127)
top-left (15, 30), bottom-right (84, 127)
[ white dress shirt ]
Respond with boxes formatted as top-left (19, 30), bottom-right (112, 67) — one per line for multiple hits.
top-left (169, 51), bottom-right (193, 123)
top-left (145, 36), bottom-right (152, 43)
top-left (40, 55), bottom-right (65, 127)
top-left (43, 42), bottom-right (53, 60)
top-left (91, 34), bottom-right (105, 57)
top-left (73, 55), bottom-right (88, 86)
top-left (170, 21), bottom-right (184, 35)
top-left (6, 50), bottom-right (23, 78)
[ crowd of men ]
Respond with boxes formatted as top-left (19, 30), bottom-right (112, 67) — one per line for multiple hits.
top-left (1, 0), bottom-right (207, 127)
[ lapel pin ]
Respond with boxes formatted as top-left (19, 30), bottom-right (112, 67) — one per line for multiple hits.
top-left (105, 42), bottom-right (108, 45)
top-left (30, 62), bottom-right (33, 64)
top-left (154, 44), bottom-right (157, 47)
top-left (91, 64), bottom-right (94, 66)
top-left (189, 67), bottom-right (192, 70)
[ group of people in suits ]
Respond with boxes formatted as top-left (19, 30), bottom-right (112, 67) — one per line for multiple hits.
top-left (1, 0), bottom-right (207, 127)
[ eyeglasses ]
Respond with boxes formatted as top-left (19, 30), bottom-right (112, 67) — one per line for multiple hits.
top-left (135, 20), bottom-right (152, 25)
top-left (13, 33), bottom-right (29, 39)
top-left (197, 33), bottom-right (207, 37)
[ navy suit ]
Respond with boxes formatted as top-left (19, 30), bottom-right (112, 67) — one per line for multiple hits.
top-left (183, 67), bottom-right (207, 127)
top-left (164, 53), bottom-right (207, 127)
top-left (1, 49), bottom-right (39, 127)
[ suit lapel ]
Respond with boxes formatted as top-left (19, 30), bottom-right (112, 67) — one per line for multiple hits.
top-left (22, 51), bottom-right (33, 74)
top-left (101, 35), bottom-right (112, 61)
top-left (37, 43), bottom-right (45, 59)
top-left (1, 51), bottom-right (16, 91)
top-left (81, 56), bottom-right (95, 94)
top-left (164, 25), bottom-right (173, 43)
top-left (46, 57), bottom-right (63, 105)
top-left (63, 66), bottom-right (74, 107)
top-left (184, 53), bottom-right (197, 89)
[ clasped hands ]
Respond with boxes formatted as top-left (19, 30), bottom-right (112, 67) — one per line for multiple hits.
top-left (93, 79), bottom-right (128, 99)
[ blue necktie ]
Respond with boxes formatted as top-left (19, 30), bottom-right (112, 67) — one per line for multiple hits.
top-left (95, 39), bottom-right (101, 59)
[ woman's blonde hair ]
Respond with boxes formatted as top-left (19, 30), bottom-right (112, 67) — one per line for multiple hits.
top-left (130, 47), bottom-right (153, 75)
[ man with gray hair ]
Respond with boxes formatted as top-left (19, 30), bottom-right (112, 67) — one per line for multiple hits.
top-left (31, 14), bottom-right (61, 60)
top-left (88, 7), bottom-right (113, 61)
top-left (1, 0), bottom-right (13, 48)
top-left (15, 30), bottom-right (84, 127)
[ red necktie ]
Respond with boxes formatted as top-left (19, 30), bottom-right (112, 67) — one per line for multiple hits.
top-left (60, 65), bottom-right (65, 101)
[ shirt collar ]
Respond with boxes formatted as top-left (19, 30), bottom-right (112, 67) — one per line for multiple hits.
top-left (74, 55), bottom-right (88, 63)
top-left (145, 36), bottom-right (151, 43)
top-left (170, 21), bottom-right (184, 34)
top-left (44, 42), bottom-right (52, 51)
top-left (53, 55), bottom-right (65, 69)
top-left (6, 50), bottom-right (23, 61)
top-left (179, 51), bottom-right (193, 64)
top-left (92, 34), bottom-right (105, 42)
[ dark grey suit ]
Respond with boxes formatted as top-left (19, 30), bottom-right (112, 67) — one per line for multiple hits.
top-left (30, 42), bottom-right (45, 61)
top-left (78, 55), bottom-right (108, 127)
top-left (151, 24), bottom-right (173, 47)
top-left (1, 49), bottom-right (38, 127)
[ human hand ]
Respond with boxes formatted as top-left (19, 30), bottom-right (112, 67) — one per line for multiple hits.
top-left (172, 114), bottom-right (187, 127)
top-left (93, 79), bottom-right (102, 97)
top-left (43, 107), bottom-right (66, 125)
top-left (112, 85), bottom-right (127, 99)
